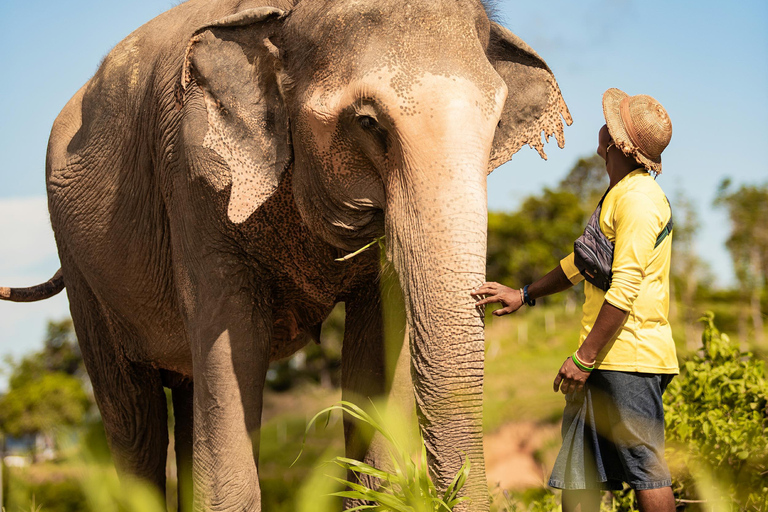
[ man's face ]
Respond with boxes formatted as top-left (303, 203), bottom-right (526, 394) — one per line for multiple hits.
top-left (597, 124), bottom-right (612, 162)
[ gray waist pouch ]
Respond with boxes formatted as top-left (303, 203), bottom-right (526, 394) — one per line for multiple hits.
top-left (574, 191), bottom-right (673, 292)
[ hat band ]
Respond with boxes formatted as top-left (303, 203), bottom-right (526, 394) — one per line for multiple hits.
top-left (620, 97), bottom-right (653, 160)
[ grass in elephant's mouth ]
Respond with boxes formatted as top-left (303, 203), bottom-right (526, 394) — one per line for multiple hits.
top-left (335, 236), bottom-right (386, 262)
top-left (296, 400), bottom-right (471, 512)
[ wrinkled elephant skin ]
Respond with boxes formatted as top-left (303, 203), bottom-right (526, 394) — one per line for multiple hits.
top-left (28, 0), bottom-right (571, 510)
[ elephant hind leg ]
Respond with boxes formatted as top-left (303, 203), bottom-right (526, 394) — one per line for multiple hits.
top-left (64, 268), bottom-right (169, 497)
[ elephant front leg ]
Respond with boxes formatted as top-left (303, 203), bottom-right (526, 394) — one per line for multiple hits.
top-left (187, 290), bottom-right (271, 512)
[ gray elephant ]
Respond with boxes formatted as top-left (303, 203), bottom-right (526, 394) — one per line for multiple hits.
top-left (0, 0), bottom-right (570, 510)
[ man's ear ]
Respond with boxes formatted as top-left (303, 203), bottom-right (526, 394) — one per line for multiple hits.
top-left (487, 22), bottom-right (573, 172)
top-left (179, 7), bottom-right (291, 223)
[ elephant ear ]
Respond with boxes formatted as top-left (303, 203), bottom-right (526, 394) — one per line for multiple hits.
top-left (487, 22), bottom-right (573, 172)
top-left (179, 7), bottom-right (291, 224)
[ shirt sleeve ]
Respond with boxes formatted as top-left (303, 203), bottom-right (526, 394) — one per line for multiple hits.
top-left (560, 252), bottom-right (585, 285)
top-left (604, 191), bottom-right (665, 311)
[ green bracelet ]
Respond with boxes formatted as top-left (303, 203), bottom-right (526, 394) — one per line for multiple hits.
top-left (571, 352), bottom-right (594, 372)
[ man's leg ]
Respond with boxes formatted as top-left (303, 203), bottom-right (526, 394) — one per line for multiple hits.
top-left (636, 486), bottom-right (675, 512)
top-left (562, 489), bottom-right (601, 512)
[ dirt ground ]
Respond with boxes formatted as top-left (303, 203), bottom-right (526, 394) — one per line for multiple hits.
top-left (483, 421), bottom-right (562, 491)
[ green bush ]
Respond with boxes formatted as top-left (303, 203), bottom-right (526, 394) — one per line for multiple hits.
top-left (3, 464), bottom-right (86, 512)
top-left (664, 312), bottom-right (768, 510)
top-left (489, 487), bottom-right (559, 511)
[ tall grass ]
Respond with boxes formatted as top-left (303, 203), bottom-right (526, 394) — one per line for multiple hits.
top-left (297, 401), bottom-right (470, 512)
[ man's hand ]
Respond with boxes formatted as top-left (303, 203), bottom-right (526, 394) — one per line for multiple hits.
top-left (553, 356), bottom-right (590, 394)
top-left (472, 282), bottom-right (523, 316)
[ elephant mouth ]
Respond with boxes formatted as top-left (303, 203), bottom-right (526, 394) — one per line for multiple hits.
top-left (330, 208), bottom-right (385, 253)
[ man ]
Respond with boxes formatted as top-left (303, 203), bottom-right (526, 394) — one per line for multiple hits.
top-left (474, 89), bottom-right (678, 512)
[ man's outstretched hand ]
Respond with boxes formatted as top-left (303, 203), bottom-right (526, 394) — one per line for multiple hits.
top-left (472, 282), bottom-right (524, 316)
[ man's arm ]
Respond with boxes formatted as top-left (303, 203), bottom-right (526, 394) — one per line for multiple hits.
top-left (473, 264), bottom-right (574, 316)
top-left (577, 301), bottom-right (628, 362)
top-left (527, 264), bottom-right (576, 301)
top-left (553, 300), bottom-right (628, 394)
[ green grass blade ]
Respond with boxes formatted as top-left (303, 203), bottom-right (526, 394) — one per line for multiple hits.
top-left (334, 457), bottom-right (391, 480)
top-left (443, 457), bottom-right (470, 503)
top-left (292, 404), bottom-right (339, 467)
top-left (332, 503), bottom-right (381, 512)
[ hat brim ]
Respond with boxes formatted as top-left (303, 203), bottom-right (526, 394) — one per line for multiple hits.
top-left (602, 88), bottom-right (662, 173)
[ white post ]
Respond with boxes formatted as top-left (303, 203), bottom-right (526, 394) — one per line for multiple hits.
top-left (545, 311), bottom-right (556, 334)
top-left (1, 432), bottom-right (4, 509)
top-left (517, 320), bottom-right (528, 344)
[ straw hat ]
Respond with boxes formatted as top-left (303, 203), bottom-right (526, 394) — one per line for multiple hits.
top-left (602, 88), bottom-right (672, 173)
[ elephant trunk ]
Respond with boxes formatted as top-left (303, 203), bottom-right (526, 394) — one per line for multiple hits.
top-left (385, 160), bottom-right (489, 511)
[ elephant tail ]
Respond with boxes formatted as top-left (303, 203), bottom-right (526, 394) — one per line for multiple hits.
top-left (0, 269), bottom-right (65, 302)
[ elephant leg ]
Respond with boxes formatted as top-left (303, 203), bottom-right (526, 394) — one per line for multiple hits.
top-left (64, 268), bottom-right (169, 494)
top-left (96, 364), bottom-right (168, 493)
top-left (341, 282), bottom-right (388, 501)
top-left (184, 283), bottom-right (271, 512)
top-left (172, 380), bottom-right (194, 512)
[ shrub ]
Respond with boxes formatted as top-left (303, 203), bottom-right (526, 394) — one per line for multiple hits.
top-left (3, 464), bottom-right (86, 512)
top-left (488, 487), bottom-right (560, 511)
top-left (664, 312), bottom-right (768, 510)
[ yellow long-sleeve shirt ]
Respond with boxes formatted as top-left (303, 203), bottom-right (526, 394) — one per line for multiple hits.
top-left (560, 169), bottom-right (679, 374)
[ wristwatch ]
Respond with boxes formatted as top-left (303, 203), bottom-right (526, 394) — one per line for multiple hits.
top-left (523, 284), bottom-right (536, 307)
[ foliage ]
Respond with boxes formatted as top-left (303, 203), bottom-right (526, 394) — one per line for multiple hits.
top-left (266, 304), bottom-right (344, 392)
top-left (0, 372), bottom-right (89, 439)
top-left (487, 482), bottom-right (637, 512)
top-left (714, 180), bottom-right (768, 285)
top-left (557, 154), bottom-right (608, 208)
top-left (4, 319), bottom-right (84, 390)
top-left (299, 401), bottom-right (470, 512)
top-left (259, 398), bottom-right (345, 512)
top-left (668, 191), bottom-right (712, 348)
top-left (487, 189), bottom-right (586, 287)
top-left (4, 423), bottom-right (165, 512)
top-left (489, 487), bottom-right (559, 511)
top-left (38, 319), bottom-right (83, 378)
top-left (664, 312), bottom-right (768, 510)
top-left (714, 180), bottom-right (768, 345)
top-left (486, 154), bottom-right (608, 295)
top-left (0, 320), bottom-right (90, 440)
top-left (4, 464), bottom-right (86, 512)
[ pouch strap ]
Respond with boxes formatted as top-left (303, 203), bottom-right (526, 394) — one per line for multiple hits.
top-left (654, 215), bottom-right (674, 248)
top-left (654, 196), bottom-right (674, 248)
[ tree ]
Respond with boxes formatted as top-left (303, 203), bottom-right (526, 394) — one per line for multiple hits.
top-left (487, 154), bottom-right (609, 291)
top-left (0, 319), bottom-right (89, 459)
top-left (6, 319), bottom-right (84, 390)
top-left (558, 154), bottom-right (608, 208)
top-left (669, 192), bottom-right (711, 348)
top-left (0, 372), bottom-right (89, 439)
top-left (487, 188), bottom-right (586, 288)
top-left (715, 180), bottom-right (768, 345)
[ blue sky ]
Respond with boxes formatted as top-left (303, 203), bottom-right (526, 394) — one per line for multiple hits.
top-left (0, 0), bottom-right (766, 365)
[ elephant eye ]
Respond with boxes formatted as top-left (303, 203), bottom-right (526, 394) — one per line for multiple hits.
top-left (358, 115), bottom-right (377, 130)
top-left (352, 109), bottom-right (389, 152)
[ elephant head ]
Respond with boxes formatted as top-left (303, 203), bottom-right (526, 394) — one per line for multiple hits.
top-left (179, 0), bottom-right (570, 508)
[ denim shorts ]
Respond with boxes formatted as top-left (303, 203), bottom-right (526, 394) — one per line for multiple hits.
top-left (548, 369), bottom-right (674, 491)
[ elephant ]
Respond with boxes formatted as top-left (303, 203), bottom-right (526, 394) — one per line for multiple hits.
top-left (0, 0), bottom-right (571, 510)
